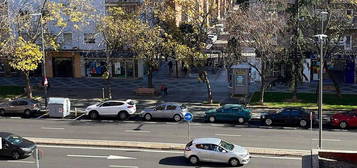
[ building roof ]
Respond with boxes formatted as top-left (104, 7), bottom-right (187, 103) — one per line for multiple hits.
top-left (193, 138), bottom-right (221, 145)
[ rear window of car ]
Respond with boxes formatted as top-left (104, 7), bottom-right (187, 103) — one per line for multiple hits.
top-left (167, 105), bottom-right (177, 110)
top-left (186, 141), bottom-right (192, 147)
top-left (180, 105), bottom-right (187, 109)
top-left (127, 101), bottom-right (135, 105)
top-left (110, 102), bottom-right (124, 106)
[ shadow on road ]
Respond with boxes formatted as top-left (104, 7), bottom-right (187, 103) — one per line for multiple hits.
top-left (159, 156), bottom-right (242, 167)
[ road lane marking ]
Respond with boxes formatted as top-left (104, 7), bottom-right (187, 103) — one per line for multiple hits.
top-left (125, 130), bottom-right (151, 133)
top-left (109, 165), bottom-right (138, 168)
top-left (67, 154), bottom-right (136, 160)
top-left (10, 117), bottom-right (21, 119)
top-left (252, 155), bottom-right (301, 160)
top-left (74, 114), bottom-right (85, 120)
top-left (123, 121), bottom-right (136, 123)
top-left (166, 122), bottom-right (179, 125)
top-left (210, 124), bottom-right (225, 127)
top-left (41, 127), bottom-right (65, 130)
top-left (6, 160), bottom-right (35, 164)
top-left (312, 138), bottom-right (341, 142)
top-left (37, 113), bottom-right (48, 119)
top-left (215, 134), bottom-right (241, 137)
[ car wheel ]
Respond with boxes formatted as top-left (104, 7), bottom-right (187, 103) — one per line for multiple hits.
top-left (265, 118), bottom-right (273, 126)
top-left (299, 119), bottom-right (308, 127)
top-left (173, 114), bottom-right (182, 122)
top-left (208, 116), bottom-right (216, 123)
top-left (144, 114), bottom-right (152, 121)
top-left (189, 155), bottom-right (199, 165)
top-left (229, 158), bottom-right (240, 167)
top-left (339, 121), bottom-right (348, 129)
top-left (24, 109), bottom-right (32, 118)
top-left (11, 151), bottom-right (21, 160)
top-left (237, 117), bottom-right (245, 124)
top-left (0, 109), bottom-right (5, 116)
top-left (89, 111), bottom-right (99, 120)
top-left (118, 111), bottom-right (128, 120)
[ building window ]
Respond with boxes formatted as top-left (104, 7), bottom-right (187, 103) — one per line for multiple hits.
top-left (347, 9), bottom-right (353, 23)
top-left (0, 62), bottom-right (5, 73)
top-left (84, 33), bottom-right (96, 44)
top-left (63, 33), bottom-right (72, 46)
top-left (345, 35), bottom-right (352, 50)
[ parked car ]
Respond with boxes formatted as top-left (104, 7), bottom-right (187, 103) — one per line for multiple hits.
top-left (0, 132), bottom-right (36, 160)
top-left (140, 103), bottom-right (188, 122)
top-left (184, 138), bottom-right (250, 166)
top-left (205, 104), bottom-right (251, 124)
top-left (0, 98), bottom-right (41, 117)
top-left (260, 107), bottom-right (316, 127)
top-left (85, 99), bottom-right (136, 120)
top-left (330, 110), bottom-right (357, 129)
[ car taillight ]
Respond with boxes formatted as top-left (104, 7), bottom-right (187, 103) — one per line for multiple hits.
top-left (185, 147), bottom-right (191, 151)
top-left (127, 106), bottom-right (134, 108)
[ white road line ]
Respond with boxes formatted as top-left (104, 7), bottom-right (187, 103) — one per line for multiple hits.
top-left (312, 138), bottom-right (341, 142)
top-left (10, 117), bottom-right (21, 119)
top-left (67, 154), bottom-right (136, 160)
top-left (38, 145), bottom-right (183, 154)
top-left (210, 124), bottom-right (225, 127)
top-left (190, 123), bottom-right (202, 126)
top-left (123, 121), bottom-right (136, 123)
top-left (166, 122), bottom-right (179, 125)
top-left (74, 114), bottom-right (85, 120)
top-left (142, 121), bottom-right (157, 124)
top-left (41, 127), bottom-right (65, 130)
top-left (6, 160), bottom-right (35, 164)
top-left (109, 165), bottom-right (138, 168)
top-left (125, 130), bottom-right (151, 133)
top-left (215, 134), bottom-right (241, 137)
top-left (36, 113), bottom-right (48, 119)
top-left (252, 155), bottom-right (301, 160)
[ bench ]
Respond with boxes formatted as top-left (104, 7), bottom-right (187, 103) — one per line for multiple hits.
top-left (134, 88), bottom-right (156, 95)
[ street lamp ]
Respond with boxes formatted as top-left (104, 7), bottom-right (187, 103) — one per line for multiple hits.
top-left (31, 13), bottom-right (48, 108)
top-left (314, 11), bottom-right (328, 149)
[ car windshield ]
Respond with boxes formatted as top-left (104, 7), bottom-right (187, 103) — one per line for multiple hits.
top-left (219, 140), bottom-right (234, 151)
top-left (6, 135), bottom-right (23, 145)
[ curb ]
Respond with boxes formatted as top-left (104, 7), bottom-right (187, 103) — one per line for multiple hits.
top-left (26, 137), bottom-right (308, 157)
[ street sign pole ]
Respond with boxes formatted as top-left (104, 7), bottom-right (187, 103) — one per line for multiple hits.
top-left (184, 112), bottom-right (193, 141)
top-left (35, 148), bottom-right (40, 168)
top-left (187, 121), bottom-right (190, 141)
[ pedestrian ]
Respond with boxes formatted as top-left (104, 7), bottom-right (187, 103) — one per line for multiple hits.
top-left (164, 85), bottom-right (168, 96)
top-left (168, 61), bottom-right (173, 73)
top-left (183, 66), bottom-right (188, 77)
top-left (160, 84), bottom-right (165, 96)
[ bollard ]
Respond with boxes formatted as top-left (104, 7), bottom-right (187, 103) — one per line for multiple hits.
top-left (102, 88), bottom-right (105, 99)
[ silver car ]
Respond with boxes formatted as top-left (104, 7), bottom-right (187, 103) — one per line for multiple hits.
top-left (184, 138), bottom-right (250, 166)
top-left (141, 103), bottom-right (188, 122)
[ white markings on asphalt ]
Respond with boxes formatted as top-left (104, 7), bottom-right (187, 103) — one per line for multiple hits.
top-left (166, 122), bottom-right (179, 125)
top-left (74, 114), bottom-right (85, 120)
top-left (190, 123), bottom-right (202, 126)
top-left (109, 165), bottom-right (138, 168)
top-left (215, 134), bottom-right (241, 137)
top-left (39, 145), bottom-right (183, 154)
top-left (210, 124), bottom-right (225, 127)
top-left (67, 154), bottom-right (136, 160)
top-left (41, 127), bottom-right (65, 130)
top-left (312, 138), bottom-right (341, 142)
top-left (252, 155), bottom-right (301, 160)
top-left (37, 113), bottom-right (48, 119)
top-left (9, 117), bottom-right (21, 119)
top-left (142, 121), bottom-right (157, 124)
top-left (125, 130), bottom-right (151, 133)
top-left (6, 160), bottom-right (35, 164)
top-left (123, 121), bottom-right (136, 123)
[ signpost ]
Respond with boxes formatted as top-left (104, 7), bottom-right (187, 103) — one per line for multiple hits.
top-left (184, 112), bottom-right (193, 141)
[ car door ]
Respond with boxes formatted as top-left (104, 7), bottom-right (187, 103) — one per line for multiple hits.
top-left (209, 144), bottom-right (229, 163)
top-left (349, 112), bottom-right (357, 127)
top-left (196, 144), bottom-right (215, 162)
top-left (6, 100), bottom-right (19, 113)
top-left (165, 105), bottom-right (177, 119)
top-left (110, 102), bottom-right (124, 115)
top-left (216, 108), bottom-right (232, 121)
top-left (152, 104), bottom-right (166, 118)
top-left (0, 139), bottom-right (12, 157)
top-left (275, 109), bottom-right (290, 125)
top-left (16, 100), bottom-right (28, 114)
top-left (98, 102), bottom-right (113, 116)
top-left (231, 107), bottom-right (244, 120)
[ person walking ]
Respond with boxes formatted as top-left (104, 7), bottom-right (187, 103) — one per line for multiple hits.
top-left (160, 84), bottom-right (165, 96)
top-left (168, 61), bottom-right (173, 73)
top-left (164, 85), bottom-right (168, 96)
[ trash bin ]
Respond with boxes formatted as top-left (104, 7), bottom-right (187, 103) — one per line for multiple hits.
top-left (48, 97), bottom-right (71, 118)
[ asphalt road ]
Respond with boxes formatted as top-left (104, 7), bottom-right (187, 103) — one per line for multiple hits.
top-left (0, 145), bottom-right (302, 168)
top-left (0, 118), bottom-right (356, 151)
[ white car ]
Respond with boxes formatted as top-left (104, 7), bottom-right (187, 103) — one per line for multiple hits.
top-left (184, 138), bottom-right (250, 166)
top-left (85, 100), bottom-right (136, 120)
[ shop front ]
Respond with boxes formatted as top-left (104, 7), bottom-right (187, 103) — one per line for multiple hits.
top-left (46, 51), bottom-right (81, 78)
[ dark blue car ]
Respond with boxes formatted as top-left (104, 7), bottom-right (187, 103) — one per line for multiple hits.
top-left (260, 107), bottom-right (316, 127)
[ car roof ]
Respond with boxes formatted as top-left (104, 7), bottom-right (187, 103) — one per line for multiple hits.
top-left (104, 100), bottom-right (126, 103)
top-left (193, 138), bottom-right (221, 145)
top-left (0, 132), bottom-right (13, 138)
top-left (223, 104), bottom-right (242, 108)
top-left (162, 102), bottom-right (182, 106)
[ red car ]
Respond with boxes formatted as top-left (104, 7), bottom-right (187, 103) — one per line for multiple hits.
top-left (330, 110), bottom-right (357, 129)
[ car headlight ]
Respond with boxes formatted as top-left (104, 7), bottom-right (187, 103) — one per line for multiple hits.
top-left (21, 147), bottom-right (34, 152)
top-left (261, 115), bottom-right (265, 119)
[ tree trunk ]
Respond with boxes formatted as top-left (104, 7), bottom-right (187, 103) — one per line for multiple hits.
top-left (259, 76), bottom-right (265, 105)
top-left (201, 71), bottom-right (213, 104)
top-left (324, 61), bottom-right (341, 97)
top-left (292, 63), bottom-right (298, 100)
top-left (24, 72), bottom-right (32, 98)
top-left (148, 65), bottom-right (153, 88)
top-left (107, 79), bottom-right (112, 99)
top-left (175, 60), bottom-right (179, 78)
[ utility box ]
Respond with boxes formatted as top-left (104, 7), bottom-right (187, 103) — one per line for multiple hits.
top-left (231, 64), bottom-right (250, 96)
top-left (48, 97), bottom-right (71, 118)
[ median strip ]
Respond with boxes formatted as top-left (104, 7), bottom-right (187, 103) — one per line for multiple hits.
top-left (25, 137), bottom-right (309, 157)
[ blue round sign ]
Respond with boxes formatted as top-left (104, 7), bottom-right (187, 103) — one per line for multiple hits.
top-left (184, 112), bottom-right (193, 121)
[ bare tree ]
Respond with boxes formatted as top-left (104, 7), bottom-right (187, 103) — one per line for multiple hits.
top-left (226, 0), bottom-right (288, 104)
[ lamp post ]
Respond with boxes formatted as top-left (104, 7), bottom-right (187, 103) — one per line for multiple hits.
top-left (314, 11), bottom-right (328, 149)
top-left (31, 13), bottom-right (47, 108)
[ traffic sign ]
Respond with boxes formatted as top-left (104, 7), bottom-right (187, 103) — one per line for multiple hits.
top-left (184, 112), bottom-right (193, 121)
